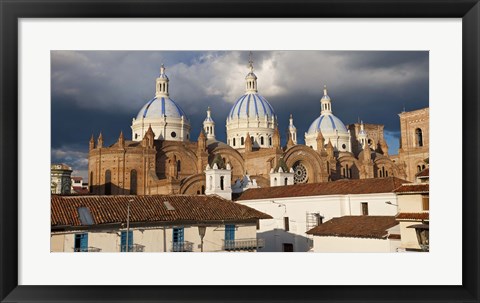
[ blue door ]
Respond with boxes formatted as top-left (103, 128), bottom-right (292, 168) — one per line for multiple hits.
top-left (172, 227), bottom-right (184, 252)
top-left (120, 231), bottom-right (133, 252)
top-left (74, 233), bottom-right (88, 252)
top-left (225, 225), bottom-right (235, 249)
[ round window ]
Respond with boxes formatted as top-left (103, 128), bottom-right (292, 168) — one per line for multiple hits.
top-left (171, 132), bottom-right (177, 138)
top-left (342, 144), bottom-right (346, 149)
top-left (293, 162), bottom-right (308, 184)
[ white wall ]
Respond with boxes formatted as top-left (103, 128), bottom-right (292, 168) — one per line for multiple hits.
top-left (238, 193), bottom-right (398, 252)
top-left (51, 223), bottom-right (258, 253)
top-left (312, 236), bottom-right (400, 253)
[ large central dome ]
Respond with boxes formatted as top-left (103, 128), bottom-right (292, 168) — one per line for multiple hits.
top-left (226, 56), bottom-right (277, 150)
top-left (131, 65), bottom-right (190, 142)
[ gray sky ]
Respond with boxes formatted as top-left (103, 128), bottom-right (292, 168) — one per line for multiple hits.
top-left (51, 50), bottom-right (429, 180)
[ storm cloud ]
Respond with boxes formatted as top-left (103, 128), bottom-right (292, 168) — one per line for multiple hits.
top-left (51, 51), bottom-right (429, 179)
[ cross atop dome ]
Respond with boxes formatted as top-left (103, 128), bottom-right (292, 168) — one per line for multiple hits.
top-left (320, 84), bottom-right (332, 115)
top-left (245, 52), bottom-right (258, 93)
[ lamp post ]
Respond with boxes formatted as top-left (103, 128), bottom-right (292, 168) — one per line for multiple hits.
top-left (198, 226), bottom-right (207, 252)
top-left (126, 199), bottom-right (133, 252)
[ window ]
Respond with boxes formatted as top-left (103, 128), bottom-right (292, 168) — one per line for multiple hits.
top-left (283, 243), bottom-right (294, 252)
top-left (172, 227), bottom-right (184, 252)
top-left (284, 217), bottom-right (290, 231)
top-left (269, 137), bottom-right (272, 146)
top-left (171, 131), bottom-right (177, 138)
top-left (316, 214), bottom-right (324, 225)
top-left (74, 233), bottom-right (88, 252)
top-left (130, 170), bottom-right (137, 195)
top-left (220, 176), bottom-right (224, 190)
top-left (177, 160), bottom-right (181, 172)
top-left (342, 144), bottom-right (346, 150)
top-left (120, 230), bottom-right (133, 252)
top-left (273, 177), bottom-right (277, 186)
top-left (422, 195), bottom-right (430, 211)
top-left (225, 224), bottom-right (236, 250)
top-left (135, 133), bottom-right (138, 139)
top-left (260, 137), bottom-right (264, 145)
top-left (256, 220), bottom-right (260, 230)
top-left (201, 185), bottom-right (205, 194)
top-left (361, 202), bottom-right (369, 215)
top-left (105, 170), bottom-right (111, 195)
top-left (232, 138), bottom-right (236, 146)
top-left (241, 137), bottom-right (244, 145)
top-left (284, 178), bottom-right (288, 186)
top-left (415, 128), bottom-right (423, 147)
top-left (209, 176), bottom-right (213, 190)
top-left (417, 165), bottom-right (422, 172)
top-left (251, 136), bottom-right (254, 144)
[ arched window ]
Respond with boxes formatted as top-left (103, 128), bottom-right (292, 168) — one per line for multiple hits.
top-left (241, 137), bottom-right (245, 145)
top-left (232, 138), bottom-right (236, 146)
top-left (89, 172), bottom-right (93, 193)
top-left (251, 136), bottom-right (254, 144)
top-left (385, 170), bottom-right (389, 177)
top-left (130, 170), bottom-right (137, 195)
top-left (220, 176), bottom-right (225, 190)
top-left (209, 176), bottom-right (213, 190)
top-left (201, 185), bottom-right (205, 194)
top-left (269, 137), bottom-right (272, 146)
top-left (273, 177), bottom-right (277, 186)
top-left (105, 170), bottom-right (111, 195)
top-left (416, 128), bottom-right (423, 147)
top-left (417, 165), bottom-right (422, 172)
top-left (260, 137), bottom-right (264, 145)
top-left (284, 178), bottom-right (288, 186)
top-left (422, 164), bottom-right (426, 170)
top-left (177, 160), bottom-right (181, 172)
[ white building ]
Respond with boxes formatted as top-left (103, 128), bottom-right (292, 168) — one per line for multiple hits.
top-left (131, 65), bottom-right (191, 142)
top-left (235, 177), bottom-right (407, 252)
top-left (304, 85), bottom-right (352, 152)
top-left (51, 195), bottom-right (271, 252)
top-left (226, 55), bottom-right (277, 149)
top-left (306, 216), bottom-right (401, 253)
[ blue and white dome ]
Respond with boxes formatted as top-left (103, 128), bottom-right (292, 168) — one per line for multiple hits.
top-left (307, 113), bottom-right (348, 135)
top-left (226, 53), bottom-right (277, 150)
top-left (227, 92), bottom-right (275, 121)
top-left (136, 96), bottom-right (188, 120)
top-left (131, 65), bottom-right (191, 142)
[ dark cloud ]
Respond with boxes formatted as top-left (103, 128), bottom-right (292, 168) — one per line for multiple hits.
top-left (51, 51), bottom-right (428, 178)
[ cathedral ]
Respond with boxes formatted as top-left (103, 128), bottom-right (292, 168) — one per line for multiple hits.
top-left (88, 58), bottom-right (429, 196)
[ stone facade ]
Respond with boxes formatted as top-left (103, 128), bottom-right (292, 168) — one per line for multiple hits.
top-left (396, 107), bottom-right (429, 182)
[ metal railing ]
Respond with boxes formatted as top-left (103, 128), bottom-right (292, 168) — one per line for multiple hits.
top-left (73, 246), bottom-right (102, 252)
top-left (223, 238), bottom-right (265, 251)
top-left (171, 241), bottom-right (194, 252)
top-left (120, 244), bottom-right (145, 252)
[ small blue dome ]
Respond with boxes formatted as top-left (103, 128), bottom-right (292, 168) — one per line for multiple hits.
top-left (228, 93), bottom-right (275, 120)
top-left (136, 96), bottom-right (187, 120)
top-left (307, 113), bottom-right (348, 134)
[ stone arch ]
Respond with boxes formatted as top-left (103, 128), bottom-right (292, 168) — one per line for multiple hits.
top-left (374, 157), bottom-right (400, 178)
top-left (337, 154), bottom-right (361, 179)
top-left (156, 145), bottom-right (198, 179)
top-left (208, 145), bottom-right (245, 179)
top-left (283, 145), bottom-right (326, 183)
top-left (180, 173), bottom-right (206, 195)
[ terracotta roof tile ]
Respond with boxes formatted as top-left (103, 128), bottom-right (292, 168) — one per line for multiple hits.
top-left (51, 195), bottom-right (272, 227)
top-left (393, 183), bottom-right (429, 194)
top-left (236, 177), bottom-right (408, 201)
top-left (415, 167), bottom-right (429, 178)
top-left (396, 212), bottom-right (429, 220)
top-left (306, 216), bottom-right (398, 239)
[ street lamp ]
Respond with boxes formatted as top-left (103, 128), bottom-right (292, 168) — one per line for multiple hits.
top-left (126, 199), bottom-right (133, 252)
top-left (198, 226), bottom-right (207, 252)
top-left (408, 222), bottom-right (429, 252)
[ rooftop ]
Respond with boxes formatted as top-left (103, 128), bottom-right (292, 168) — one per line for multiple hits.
top-left (415, 167), bottom-right (429, 178)
top-left (306, 216), bottom-right (398, 239)
top-left (396, 212), bottom-right (429, 221)
top-left (51, 195), bottom-right (272, 228)
top-left (393, 183), bottom-right (429, 194)
top-left (235, 177), bottom-right (408, 201)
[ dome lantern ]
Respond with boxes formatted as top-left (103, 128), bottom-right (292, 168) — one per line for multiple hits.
top-left (155, 64), bottom-right (170, 98)
top-left (321, 85), bottom-right (332, 114)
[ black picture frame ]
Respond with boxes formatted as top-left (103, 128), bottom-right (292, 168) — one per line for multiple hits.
top-left (1, 1), bottom-right (479, 302)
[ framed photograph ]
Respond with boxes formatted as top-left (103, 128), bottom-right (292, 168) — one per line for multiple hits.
top-left (1, 0), bottom-right (479, 302)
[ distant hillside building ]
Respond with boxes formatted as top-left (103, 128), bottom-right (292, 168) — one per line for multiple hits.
top-left (51, 164), bottom-right (72, 194)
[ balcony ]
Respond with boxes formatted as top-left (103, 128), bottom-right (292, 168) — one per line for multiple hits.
top-left (223, 238), bottom-right (265, 251)
top-left (171, 241), bottom-right (194, 252)
top-left (120, 244), bottom-right (145, 252)
top-left (73, 246), bottom-right (102, 252)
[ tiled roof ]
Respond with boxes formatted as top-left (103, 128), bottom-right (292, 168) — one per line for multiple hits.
top-left (235, 177), bottom-right (408, 201)
top-left (416, 167), bottom-right (429, 178)
top-left (306, 216), bottom-right (398, 239)
top-left (52, 195), bottom-right (272, 228)
top-left (395, 212), bottom-right (429, 221)
top-left (72, 187), bottom-right (90, 195)
top-left (71, 176), bottom-right (83, 181)
top-left (393, 183), bottom-right (429, 194)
